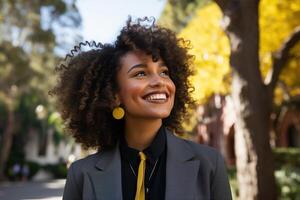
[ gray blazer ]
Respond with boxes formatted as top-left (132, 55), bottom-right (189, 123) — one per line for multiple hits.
top-left (63, 129), bottom-right (232, 200)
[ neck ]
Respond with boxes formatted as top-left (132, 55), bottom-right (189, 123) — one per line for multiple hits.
top-left (124, 117), bottom-right (162, 151)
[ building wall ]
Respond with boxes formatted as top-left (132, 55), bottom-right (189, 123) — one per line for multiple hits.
top-left (194, 94), bottom-right (300, 167)
top-left (24, 128), bottom-right (81, 165)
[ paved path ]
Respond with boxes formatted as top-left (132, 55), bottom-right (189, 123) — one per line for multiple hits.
top-left (0, 179), bottom-right (65, 200)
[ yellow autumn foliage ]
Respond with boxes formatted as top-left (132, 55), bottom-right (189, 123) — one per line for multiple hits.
top-left (179, 3), bottom-right (230, 104)
top-left (180, 0), bottom-right (300, 105)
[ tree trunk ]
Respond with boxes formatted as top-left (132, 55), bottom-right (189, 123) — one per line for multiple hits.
top-left (214, 0), bottom-right (277, 199)
top-left (0, 105), bottom-right (15, 181)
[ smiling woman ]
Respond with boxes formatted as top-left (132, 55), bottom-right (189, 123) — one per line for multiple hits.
top-left (50, 17), bottom-right (232, 200)
top-left (116, 51), bottom-right (176, 120)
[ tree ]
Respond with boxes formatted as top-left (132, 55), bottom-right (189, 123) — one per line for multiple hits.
top-left (158, 0), bottom-right (206, 32)
top-left (162, 0), bottom-right (300, 199)
top-left (206, 1), bottom-right (299, 199)
top-left (0, 0), bottom-right (81, 180)
top-left (179, 4), bottom-right (231, 103)
top-left (178, 1), bottom-right (300, 104)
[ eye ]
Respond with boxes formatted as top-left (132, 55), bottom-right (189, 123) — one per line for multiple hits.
top-left (160, 69), bottom-right (169, 77)
top-left (134, 71), bottom-right (146, 77)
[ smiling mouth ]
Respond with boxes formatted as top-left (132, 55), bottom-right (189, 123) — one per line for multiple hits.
top-left (143, 93), bottom-right (169, 103)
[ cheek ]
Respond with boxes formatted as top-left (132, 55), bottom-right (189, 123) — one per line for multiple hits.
top-left (119, 82), bottom-right (144, 102)
top-left (167, 80), bottom-right (176, 98)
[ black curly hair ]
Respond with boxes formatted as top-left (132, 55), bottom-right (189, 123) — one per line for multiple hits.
top-left (50, 17), bottom-right (195, 150)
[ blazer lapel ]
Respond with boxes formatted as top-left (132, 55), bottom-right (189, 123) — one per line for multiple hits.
top-left (88, 146), bottom-right (123, 200)
top-left (165, 129), bottom-right (200, 200)
top-left (86, 129), bottom-right (200, 200)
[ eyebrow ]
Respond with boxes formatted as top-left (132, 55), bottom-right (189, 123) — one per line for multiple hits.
top-left (127, 64), bottom-right (146, 74)
top-left (127, 62), bottom-right (167, 74)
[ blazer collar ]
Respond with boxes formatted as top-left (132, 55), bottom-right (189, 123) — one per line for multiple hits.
top-left (165, 128), bottom-right (201, 200)
top-left (94, 146), bottom-right (117, 171)
top-left (89, 127), bottom-right (200, 200)
top-left (165, 128), bottom-right (196, 162)
top-left (89, 145), bottom-right (123, 200)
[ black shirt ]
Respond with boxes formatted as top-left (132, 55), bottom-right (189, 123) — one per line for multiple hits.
top-left (119, 125), bottom-right (167, 200)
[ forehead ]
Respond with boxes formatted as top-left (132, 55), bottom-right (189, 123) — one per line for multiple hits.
top-left (121, 50), bottom-right (146, 62)
top-left (120, 51), bottom-right (150, 66)
top-left (119, 51), bottom-right (164, 70)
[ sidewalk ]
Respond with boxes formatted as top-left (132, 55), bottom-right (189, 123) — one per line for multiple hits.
top-left (0, 179), bottom-right (65, 200)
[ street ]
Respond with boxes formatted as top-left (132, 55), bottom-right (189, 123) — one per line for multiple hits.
top-left (0, 179), bottom-right (65, 200)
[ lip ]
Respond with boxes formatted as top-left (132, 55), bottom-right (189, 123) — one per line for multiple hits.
top-left (142, 91), bottom-right (170, 99)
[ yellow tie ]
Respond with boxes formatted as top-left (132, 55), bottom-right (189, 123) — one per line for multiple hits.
top-left (135, 152), bottom-right (146, 200)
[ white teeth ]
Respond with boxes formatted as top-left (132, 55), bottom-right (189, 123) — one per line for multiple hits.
top-left (146, 93), bottom-right (167, 100)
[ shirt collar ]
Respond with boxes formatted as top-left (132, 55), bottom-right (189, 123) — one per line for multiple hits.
top-left (119, 125), bottom-right (166, 165)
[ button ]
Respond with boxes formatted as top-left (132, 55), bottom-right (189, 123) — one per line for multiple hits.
top-left (146, 188), bottom-right (149, 193)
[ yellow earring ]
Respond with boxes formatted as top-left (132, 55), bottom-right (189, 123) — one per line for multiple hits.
top-left (112, 106), bottom-right (125, 120)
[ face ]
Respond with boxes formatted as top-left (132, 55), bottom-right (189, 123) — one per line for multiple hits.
top-left (115, 51), bottom-right (176, 120)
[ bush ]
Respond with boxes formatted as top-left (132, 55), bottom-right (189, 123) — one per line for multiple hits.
top-left (27, 161), bottom-right (41, 178)
top-left (274, 148), bottom-right (300, 200)
top-left (273, 148), bottom-right (300, 167)
top-left (275, 166), bottom-right (300, 200)
top-left (44, 163), bottom-right (67, 178)
top-left (229, 148), bottom-right (300, 199)
top-left (7, 161), bottom-right (67, 180)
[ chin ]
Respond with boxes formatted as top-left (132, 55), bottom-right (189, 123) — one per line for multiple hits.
top-left (144, 111), bottom-right (171, 119)
top-left (126, 107), bottom-right (173, 120)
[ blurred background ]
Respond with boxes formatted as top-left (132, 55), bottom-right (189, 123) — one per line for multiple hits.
top-left (0, 0), bottom-right (299, 199)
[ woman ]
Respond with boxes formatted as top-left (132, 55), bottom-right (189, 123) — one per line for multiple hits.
top-left (51, 17), bottom-right (232, 200)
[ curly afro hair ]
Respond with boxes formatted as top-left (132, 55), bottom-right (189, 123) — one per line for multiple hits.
top-left (50, 17), bottom-right (195, 151)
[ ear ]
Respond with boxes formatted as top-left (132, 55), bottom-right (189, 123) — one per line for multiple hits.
top-left (114, 93), bottom-right (121, 106)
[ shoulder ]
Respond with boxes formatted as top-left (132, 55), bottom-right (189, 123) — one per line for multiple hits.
top-left (167, 131), bottom-right (222, 167)
top-left (63, 152), bottom-right (102, 199)
top-left (69, 151), bottom-right (101, 175)
top-left (72, 152), bottom-right (100, 167)
top-left (179, 138), bottom-right (232, 199)
top-left (165, 131), bottom-right (232, 199)
top-left (184, 138), bottom-right (221, 161)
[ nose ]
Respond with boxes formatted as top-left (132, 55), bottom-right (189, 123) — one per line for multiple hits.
top-left (149, 74), bottom-right (164, 88)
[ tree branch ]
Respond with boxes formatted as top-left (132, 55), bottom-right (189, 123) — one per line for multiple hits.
top-left (277, 80), bottom-right (291, 101)
top-left (214, 0), bottom-right (260, 12)
top-left (265, 26), bottom-right (300, 93)
top-left (213, 0), bottom-right (229, 11)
